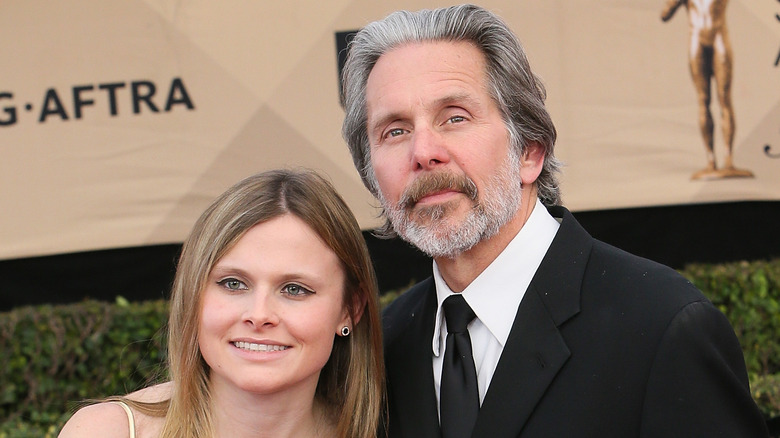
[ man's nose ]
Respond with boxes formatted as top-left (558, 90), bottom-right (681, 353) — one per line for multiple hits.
top-left (411, 128), bottom-right (451, 171)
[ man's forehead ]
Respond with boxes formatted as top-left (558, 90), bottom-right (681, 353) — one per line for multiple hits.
top-left (365, 40), bottom-right (488, 104)
top-left (370, 40), bottom-right (484, 74)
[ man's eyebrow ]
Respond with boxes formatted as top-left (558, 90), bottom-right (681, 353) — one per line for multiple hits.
top-left (368, 111), bottom-right (404, 141)
top-left (431, 92), bottom-right (479, 110)
top-left (368, 92), bottom-right (480, 139)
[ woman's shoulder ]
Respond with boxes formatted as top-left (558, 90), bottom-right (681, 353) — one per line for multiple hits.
top-left (58, 382), bottom-right (173, 438)
top-left (58, 402), bottom-right (135, 438)
top-left (125, 381), bottom-right (173, 403)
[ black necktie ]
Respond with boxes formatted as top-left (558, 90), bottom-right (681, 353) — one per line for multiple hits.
top-left (440, 294), bottom-right (479, 438)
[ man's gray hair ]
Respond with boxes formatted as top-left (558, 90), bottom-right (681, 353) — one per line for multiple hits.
top-left (341, 3), bottom-right (562, 208)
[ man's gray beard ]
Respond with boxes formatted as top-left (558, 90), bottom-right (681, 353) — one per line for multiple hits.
top-left (381, 149), bottom-right (524, 259)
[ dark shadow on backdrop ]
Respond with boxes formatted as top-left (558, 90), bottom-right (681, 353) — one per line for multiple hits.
top-left (1, 201), bottom-right (778, 311)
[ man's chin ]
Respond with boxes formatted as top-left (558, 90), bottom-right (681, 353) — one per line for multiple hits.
top-left (404, 216), bottom-right (457, 234)
top-left (397, 221), bottom-right (473, 256)
top-left (400, 232), bottom-right (474, 259)
top-left (409, 199), bottom-right (467, 222)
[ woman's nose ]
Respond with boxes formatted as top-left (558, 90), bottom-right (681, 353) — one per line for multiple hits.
top-left (243, 291), bottom-right (279, 328)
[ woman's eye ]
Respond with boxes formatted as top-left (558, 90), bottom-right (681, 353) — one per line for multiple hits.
top-left (282, 283), bottom-right (314, 297)
top-left (217, 278), bottom-right (247, 291)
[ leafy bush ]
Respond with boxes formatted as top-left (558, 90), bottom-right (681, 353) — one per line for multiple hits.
top-left (680, 259), bottom-right (780, 420)
top-left (0, 297), bottom-right (168, 435)
top-left (0, 414), bottom-right (70, 438)
top-left (681, 259), bottom-right (780, 376)
top-left (1, 259), bottom-right (778, 436)
top-left (752, 374), bottom-right (780, 420)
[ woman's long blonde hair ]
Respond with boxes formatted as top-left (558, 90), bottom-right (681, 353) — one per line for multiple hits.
top-left (121, 168), bottom-right (384, 437)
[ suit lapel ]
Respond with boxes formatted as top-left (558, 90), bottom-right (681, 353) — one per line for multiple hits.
top-left (473, 206), bottom-right (591, 436)
top-left (385, 279), bottom-right (441, 437)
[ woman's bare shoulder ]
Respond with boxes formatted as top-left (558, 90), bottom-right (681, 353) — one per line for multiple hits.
top-left (126, 381), bottom-right (173, 403)
top-left (58, 382), bottom-right (173, 438)
top-left (58, 402), bottom-right (133, 438)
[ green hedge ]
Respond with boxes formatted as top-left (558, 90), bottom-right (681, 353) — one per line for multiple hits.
top-left (0, 298), bottom-right (168, 437)
top-left (680, 259), bottom-right (780, 418)
top-left (1, 259), bottom-right (779, 436)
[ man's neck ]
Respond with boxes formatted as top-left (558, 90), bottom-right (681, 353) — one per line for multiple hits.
top-left (435, 186), bottom-right (539, 292)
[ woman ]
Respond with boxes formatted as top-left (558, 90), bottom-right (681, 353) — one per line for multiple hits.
top-left (59, 169), bottom-right (385, 438)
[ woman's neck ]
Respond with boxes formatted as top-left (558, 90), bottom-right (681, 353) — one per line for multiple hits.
top-left (208, 378), bottom-right (332, 438)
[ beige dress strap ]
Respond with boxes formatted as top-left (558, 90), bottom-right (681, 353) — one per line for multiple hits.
top-left (112, 401), bottom-right (137, 438)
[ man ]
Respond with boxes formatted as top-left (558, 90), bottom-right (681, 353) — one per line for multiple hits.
top-left (341, 4), bottom-right (768, 437)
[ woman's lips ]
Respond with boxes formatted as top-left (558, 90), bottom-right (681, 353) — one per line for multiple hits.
top-left (231, 341), bottom-right (290, 352)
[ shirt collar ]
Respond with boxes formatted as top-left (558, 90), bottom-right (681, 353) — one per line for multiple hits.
top-left (432, 198), bottom-right (560, 356)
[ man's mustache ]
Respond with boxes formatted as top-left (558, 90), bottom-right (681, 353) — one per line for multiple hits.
top-left (399, 172), bottom-right (478, 209)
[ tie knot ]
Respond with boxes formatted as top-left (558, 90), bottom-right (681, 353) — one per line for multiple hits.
top-left (443, 294), bottom-right (476, 334)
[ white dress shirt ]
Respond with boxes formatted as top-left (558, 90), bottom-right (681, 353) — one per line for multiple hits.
top-left (432, 198), bottom-right (560, 412)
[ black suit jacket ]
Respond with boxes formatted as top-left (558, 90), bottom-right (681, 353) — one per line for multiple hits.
top-left (383, 206), bottom-right (768, 437)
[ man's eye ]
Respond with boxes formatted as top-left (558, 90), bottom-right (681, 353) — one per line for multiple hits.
top-left (217, 278), bottom-right (247, 291)
top-left (446, 115), bottom-right (465, 124)
top-left (385, 128), bottom-right (405, 138)
top-left (282, 284), bottom-right (314, 297)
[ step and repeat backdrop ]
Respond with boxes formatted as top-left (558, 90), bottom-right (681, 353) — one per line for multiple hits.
top-left (1, 0), bottom-right (778, 262)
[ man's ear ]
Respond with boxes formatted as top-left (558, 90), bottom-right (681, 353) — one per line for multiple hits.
top-left (519, 142), bottom-right (545, 185)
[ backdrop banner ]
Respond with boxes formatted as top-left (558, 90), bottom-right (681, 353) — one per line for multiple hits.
top-left (1, 0), bottom-right (778, 260)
